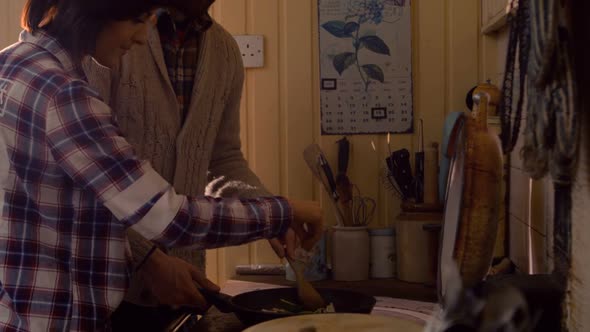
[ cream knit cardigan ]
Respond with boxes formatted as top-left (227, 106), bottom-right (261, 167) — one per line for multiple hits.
top-left (84, 21), bottom-right (270, 305)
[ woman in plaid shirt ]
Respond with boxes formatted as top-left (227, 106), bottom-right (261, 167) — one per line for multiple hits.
top-left (0, 0), bottom-right (323, 331)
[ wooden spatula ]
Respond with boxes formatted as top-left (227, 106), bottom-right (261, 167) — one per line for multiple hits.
top-left (286, 256), bottom-right (326, 311)
top-left (303, 144), bottom-right (346, 226)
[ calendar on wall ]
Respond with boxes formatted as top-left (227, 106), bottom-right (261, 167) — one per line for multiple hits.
top-left (318, 0), bottom-right (413, 135)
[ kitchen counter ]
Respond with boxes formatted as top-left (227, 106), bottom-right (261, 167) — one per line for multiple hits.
top-left (231, 275), bottom-right (437, 302)
top-left (190, 276), bottom-right (437, 331)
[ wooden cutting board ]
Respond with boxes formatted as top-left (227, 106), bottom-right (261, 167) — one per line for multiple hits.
top-left (439, 90), bottom-right (504, 300)
top-left (243, 314), bottom-right (423, 332)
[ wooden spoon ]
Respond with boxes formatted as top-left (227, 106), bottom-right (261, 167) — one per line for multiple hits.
top-left (286, 256), bottom-right (326, 311)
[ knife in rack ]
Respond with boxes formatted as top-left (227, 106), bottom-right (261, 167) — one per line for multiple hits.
top-left (388, 148), bottom-right (414, 200)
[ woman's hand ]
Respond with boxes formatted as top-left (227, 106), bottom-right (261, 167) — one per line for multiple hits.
top-left (141, 249), bottom-right (220, 311)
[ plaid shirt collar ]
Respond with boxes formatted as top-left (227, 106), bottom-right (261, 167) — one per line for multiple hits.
top-left (156, 10), bottom-right (212, 120)
top-left (156, 10), bottom-right (213, 45)
top-left (19, 30), bottom-right (85, 80)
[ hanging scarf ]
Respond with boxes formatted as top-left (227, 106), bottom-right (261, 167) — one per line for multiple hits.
top-left (522, 0), bottom-right (578, 185)
top-left (500, 0), bottom-right (579, 272)
top-left (500, 0), bottom-right (579, 185)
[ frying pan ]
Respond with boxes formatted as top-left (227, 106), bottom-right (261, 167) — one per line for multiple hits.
top-left (198, 287), bottom-right (376, 327)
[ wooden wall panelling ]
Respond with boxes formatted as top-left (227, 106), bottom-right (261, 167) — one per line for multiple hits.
top-left (246, 0), bottom-right (283, 266)
top-left (279, 0), bottom-right (315, 201)
top-left (0, 0), bottom-right (26, 49)
top-left (208, 0), bottom-right (253, 285)
top-left (447, 0), bottom-right (480, 114)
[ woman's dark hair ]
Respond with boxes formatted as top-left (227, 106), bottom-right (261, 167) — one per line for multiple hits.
top-left (21, 0), bottom-right (166, 62)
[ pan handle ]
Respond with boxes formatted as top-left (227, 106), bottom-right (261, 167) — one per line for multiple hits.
top-left (198, 288), bottom-right (234, 313)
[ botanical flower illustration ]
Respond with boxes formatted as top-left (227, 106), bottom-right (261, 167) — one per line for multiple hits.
top-left (347, 0), bottom-right (386, 24)
top-left (322, 0), bottom-right (406, 91)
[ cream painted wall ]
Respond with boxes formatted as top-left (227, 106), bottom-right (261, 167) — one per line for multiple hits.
top-left (207, 0), bottom-right (480, 285)
top-left (0, 0), bottom-right (25, 49)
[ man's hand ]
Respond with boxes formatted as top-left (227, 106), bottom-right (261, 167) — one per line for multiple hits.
top-left (141, 248), bottom-right (220, 311)
top-left (269, 200), bottom-right (323, 259)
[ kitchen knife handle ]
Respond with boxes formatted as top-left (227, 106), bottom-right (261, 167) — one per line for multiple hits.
top-left (414, 151), bottom-right (425, 203)
top-left (337, 137), bottom-right (350, 175)
top-left (392, 149), bottom-right (414, 199)
top-left (319, 155), bottom-right (339, 201)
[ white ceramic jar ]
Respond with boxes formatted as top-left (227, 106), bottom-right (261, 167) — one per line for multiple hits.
top-left (331, 226), bottom-right (370, 281)
top-left (369, 228), bottom-right (396, 279)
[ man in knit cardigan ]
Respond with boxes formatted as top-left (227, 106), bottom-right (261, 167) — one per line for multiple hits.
top-left (84, 0), bottom-right (315, 329)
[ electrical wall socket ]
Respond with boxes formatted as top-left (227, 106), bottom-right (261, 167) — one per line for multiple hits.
top-left (233, 35), bottom-right (264, 68)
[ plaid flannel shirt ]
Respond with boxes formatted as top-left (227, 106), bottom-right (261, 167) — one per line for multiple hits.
top-left (0, 31), bottom-right (291, 332)
top-left (157, 12), bottom-right (212, 120)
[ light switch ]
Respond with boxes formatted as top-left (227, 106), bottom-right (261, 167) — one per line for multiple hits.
top-left (233, 35), bottom-right (264, 68)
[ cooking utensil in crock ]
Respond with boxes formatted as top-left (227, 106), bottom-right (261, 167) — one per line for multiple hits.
top-left (335, 137), bottom-right (353, 226)
top-left (303, 144), bottom-right (346, 225)
top-left (303, 144), bottom-right (344, 225)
